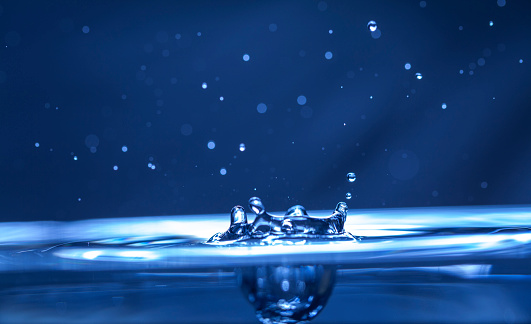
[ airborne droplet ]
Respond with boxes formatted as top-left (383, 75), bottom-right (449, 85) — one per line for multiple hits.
top-left (367, 20), bottom-right (377, 32)
top-left (347, 172), bottom-right (356, 182)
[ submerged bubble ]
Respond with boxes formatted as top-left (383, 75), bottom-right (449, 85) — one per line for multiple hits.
top-left (201, 82), bottom-right (207, 89)
top-left (367, 20), bottom-right (377, 32)
top-left (239, 143), bottom-right (246, 152)
top-left (347, 172), bottom-right (356, 182)
top-left (346, 192), bottom-right (352, 199)
top-left (415, 72), bottom-right (423, 79)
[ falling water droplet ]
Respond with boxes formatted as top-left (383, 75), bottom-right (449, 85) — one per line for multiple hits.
top-left (202, 82), bottom-right (207, 89)
top-left (367, 20), bottom-right (377, 32)
top-left (239, 143), bottom-right (246, 152)
top-left (346, 192), bottom-right (352, 200)
top-left (347, 172), bottom-right (356, 182)
top-left (415, 72), bottom-right (423, 79)
top-left (442, 103), bottom-right (447, 109)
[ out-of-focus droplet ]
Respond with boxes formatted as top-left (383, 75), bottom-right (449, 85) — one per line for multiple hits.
top-left (415, 72), bottom-right (423, 79)
top-left (220, 168), bottom-right (227, 175)
top-left (405, 63), bottom-right (411, 70)
top-left (442, 103), bottom-right (447, 109)
top-left (208, 141), bottom-right (216, 149)
top-left (202, 82), bottom-right (207, 89)
top-left (239, 143), bottom-right (246, 152)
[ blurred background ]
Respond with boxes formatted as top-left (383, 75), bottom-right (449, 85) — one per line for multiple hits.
top-left (0, 0), bottom-right (530, 222)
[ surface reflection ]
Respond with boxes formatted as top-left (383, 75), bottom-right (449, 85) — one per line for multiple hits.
top-left (239, 265), bottom-right (336, 324)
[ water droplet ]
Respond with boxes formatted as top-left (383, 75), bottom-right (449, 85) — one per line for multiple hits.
top-left (317, 1), bottom-right (328, 11)
top-left (370, 29), bottom-right (382, 39)
top-left (239, 143), bottom-right (246, 152)
top-left (82, 26), bottom-right (90, 34)
top-left (257, 103), bottom-right (267, 114)
top-left (219, 96), bottom-right (224, 101)
top-left (121, 146), bottom-right (128, 152)
top-left (180, 124), bottom-right (193, 136)
top-left (347, 172), bottom-right (356, 182)
top-left (477, 57), bottom-right (486, 66)
top-left (432, 190), bottom-right (439, 197)
top-left (297, 95), bottom-right (307, 105)
top-left (34, 142), bottom-right (39, 147)
top-left (519, 59), bottom-right (524, 63)
top-left (243, 54), bottom-right (250, 61)
top-left (367, 20), bottom-right (377, 32)
top-left (328, 29), bottom-right (333, 34)
top-left (419, 1), bottom-right (427, 8)
top-left (404, 63), bottom-right (411, 70)
top-left (346, 192), bottom-right (352, 199)
top-left (269, 23), bottom-right (277, 32)
top-left (220, 168), bottom-right (227, 175)
top-left (459, 69), bottom-right (464, 74)
top-left (175, 33), bottom-right (181, 39)
top-left (497, 0), bottom-right (506, 7)
top-left (324, 51), bottom-right (333, 60)
top-left (489, 21), bottom-right (494, 26)
top-left (78, 198), bottom-right (81, 201)
top-left (415, 72), bottom-right (423, 79)
top-left (197, 32), bottom-right (202, 36)
top-left (481, 181), bottom-right (488, 189)
top-left (442, 103), bottom-right (447, 109)
top-left (201, 82), bottom-right (207, 89)
top-left (73, 156), bottom-right (78, 160)
top-left (207, 141), bottom-right (216, 149)
top-left (113, 165), bottom-right (118, 171)
top-left (459, 26), bottom-right (463, 31)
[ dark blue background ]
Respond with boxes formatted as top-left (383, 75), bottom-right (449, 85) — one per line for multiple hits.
top-left (1, 0), bottom-right (530, 221)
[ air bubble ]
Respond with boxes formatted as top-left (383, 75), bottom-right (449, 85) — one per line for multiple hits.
top-left (347, 172), bottom-right (356, 182)
top-left (367, 20), bottom-right (377, 32)
top-left (346, 192), bottom-right (352, 199)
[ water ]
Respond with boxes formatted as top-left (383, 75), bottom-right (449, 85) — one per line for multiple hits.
top-left (346, 172), bottom-right (356, 182)
top-left (1, 204), bottom-right (531, 323)
top-left (367, 20), bottom-right (377, 32)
